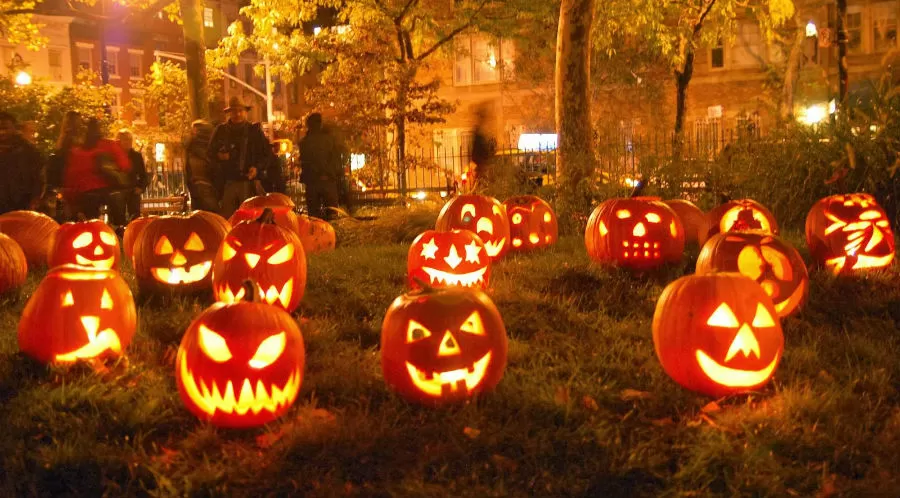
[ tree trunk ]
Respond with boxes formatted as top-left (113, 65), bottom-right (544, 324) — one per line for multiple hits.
top-left (395, 116), bottom-right (407, 196)
top-left (673, 46), bottom-right (695, 140)
top-left (781, 20), bottom-right (805, 121)
top-left (836, 0), bottom-right (848, 103)
top-left (180, 0), bottom-right (209, 120)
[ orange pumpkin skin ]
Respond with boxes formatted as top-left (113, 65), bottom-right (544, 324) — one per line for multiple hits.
top-left (18, 265), bottom-right (137, 364)
top-left (408, 230), bottom-right (490, 290)
top-left (296, 215), bottom-right (336, 254)
top-left (652, 273), bottom-right (784, 397)
top-left (0, 233), bottom-right (27, 294)
top-left (436, 195), bottom-right (510, 261)
top-left (175, 287), bottom-right (305, 428)
top-left (706, 199), bottom-right (778, 239)
top-left (241, 193), bottom-right (295, 209)
top-left (805, 193), bottom-right (895, 275)
top-left (381, 287), bottom-right (508, 406)
top-left (49, 219), bottom-right (121, 270)
top-left (123, 216), bottom-right (158, 260)
top-left (697, 232), bottom-right (808, 318)
top-left (503, 195), bottom-right (558, 251)
top-left (230, 193), bottom-right (300, 235)
top-left (585, 197), bottom-right (685, 270)
top-left (0, 210), bottom-right (60, 267)
top-left (664, 199), bottom-right (709, 246)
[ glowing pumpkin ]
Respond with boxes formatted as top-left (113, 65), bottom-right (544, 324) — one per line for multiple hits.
top-left (502, 195), bottom-right (558, 251)
top-left (408, 229), bottom-right (490, 289)
top-left (706, 199), bottom-right (778, 239)
top-left (0, 233), bottom-right (27, 294)
top-left (48, 218), bottom-right (120, 270)
top-left (212, 209), bottom-right (307, 313)
top-left (436, 195), bottom-right (510, 261)
top-left (806, 193), bottom-right (895, 274)
top-left (229, 193), bottom-right (301, 235)
top-left (296, 214), bottom-right (336, 254)
top-left (0, 210), bottom-right (59, 267)
top-left (123, 215), bottom-right (158, 260)
top-left (653, 272), bottom-right (783, 397)
top-left (176, 281), bottom-right (305, 427)
top-left (381, 286), bottom-right (508, 405)
top-left (18, 265), bottom-right (137, 364)
top-left (585, 197), bottom-right (685, 270)
top-left (697, 232), bottom-right (808, 317)
top-left (664, 199), bottom-right (709, 246)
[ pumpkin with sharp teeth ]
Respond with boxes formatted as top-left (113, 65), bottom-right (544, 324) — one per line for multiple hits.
top-left (653, 272), bottom-right (784, 397)
top-left (408, 229), bottom-right (490, 289)
top-left (176, 281), bottom-right (305, 427)
top-left (502, 195), bottom-right (558, 251)
top-left (0, 233), bottom-right (27, 294)
top-left (0, 210), bottom-right (60, 267)
top-left (212, 209), bottom-right (307, 312)
top-left (706, 198), bottom-right (778, 239)
top-left (296, 214), bottom-right (336, 254)
top-left (49, 218), bottom-right (121, 270)
top-left (585, 197), bottom-right (685, 270)
top-left (806, 193), bottom-right (895, 274)
top-left (435, 195), bottom-right (510, 261)
top-left (229, 193), bottom-right (301, 235)
top-left (18, 264), bottom-right (137, 364)
top-left (381, 286), bottom-right (507, 405)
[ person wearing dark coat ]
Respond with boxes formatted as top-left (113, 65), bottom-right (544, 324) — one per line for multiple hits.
top-left (186, 120), bottom-right (220, 212)
top-left (299, 113), bottom-right (340, 219)
top-left (0, 112), bottom-right (44, 214)
top-left (117, 129), bottom-right (148, 221)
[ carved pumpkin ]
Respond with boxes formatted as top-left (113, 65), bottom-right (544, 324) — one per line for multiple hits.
top-left (697, 232), bottom-right (808, 317)
top-left (0, 233), bottom-right (27, 294)
top-left (229, 193), bottom-right (301, 235)
top-left (123, 215), bottom-right (159, 260)
top-left (502, 195), bottom-right (558, 251)
top-left (585, 197), bottom-right (685, 270)
top-left (296, 214), bottom-right (336, 254)
top-left (132, 211), bottom-right (229, 294)
top-left (18, 264), bottom-right (137, 364)
top-left (408, 229), bottom-right (490, 289)
top-left (48, 218), bottom-right (120, 270)
top-left (664, 199), bottom-right (709, 246)
top-left (381, 286), bottom-right (508, 405)
top-left (0, 210), bottom-right (59, 267)
top-left (806, 193), bottom-right (895, 274)
top-left (176, 281), bottom-right (305, 427)
top-left (707, 199), bottom-right (778, 239)
top-left (436, 195), bottom-right (510, 261)
top-left (653, 272), bottom-right (784, 397)
top-left (212, 209), bottom-right (307, 313)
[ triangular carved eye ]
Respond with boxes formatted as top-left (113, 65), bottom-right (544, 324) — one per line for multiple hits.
top-left (249, 332), bottom-right (286, 369)
top-left (406, 320), bottom-right (433, 343)
top-left (707, 303), bottom-right (739, 328)
top-left (459, 311), bottom-right (485, 336)
top-left (221, 241), bottom-right (237, 261)
top-left (155, 236), bottom-right (174, 255)
top-left (62, 290), bottom-right (74, 307)
top-left (199, 325), bottom-right (232, 362)
top-left (267, 244), bottom-right (294, 264)
top-left (752, 303), bottom-right (776, 328)
top-left (184, 232), bottom-right (205, 251)
top-left (100, 289), bottom-right (113, 310)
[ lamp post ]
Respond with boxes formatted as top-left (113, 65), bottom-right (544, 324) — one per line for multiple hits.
top-left (14, 70), bottom-right (32, 86)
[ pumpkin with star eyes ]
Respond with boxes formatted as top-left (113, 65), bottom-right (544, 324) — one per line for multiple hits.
top-left (176, 281), bottom-right (305, 428)
top-left (408, 229), bottom-right (490, 289)
top-left (664, 199), bottom-right (709, 246)
top-left (212, 209), bottom-right (307, 312)
top-left (585, 197), bottom-right (685, 270)
top-left (0, 210), bottom-right (59, 267)
top-left (502, 195), bottom-right (558, 251)
top-left (697, 232), bottom-right (808, 318)
top-left (229, 193), bottom-right (301, 235)
top-left (706, 198), bottom-right (778, 239)
top-left (18, 264), bottom-right (137, 364)
top-left (48, 218), bottom-right (120, 270)
top-left (0, 233), bottom-right (27, 294)
top-left (653, 272), bottom-right (784, 397)
top-left (296, 214), bottom-right (336, 254)
top-left (381, 286), bottom-right (508, 405)
top-left (123, 215), bottom-right (159, 260)
top-left (436, 195), bottom-right (510, 261)
top-left (806, 193), bottom-right (895, 274)
top-left (132, 211), bottom-right (229, 294)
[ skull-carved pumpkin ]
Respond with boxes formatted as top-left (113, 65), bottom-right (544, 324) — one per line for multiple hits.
top-left (0, 232), bottom-right (27, 294)
top-left (408, 229), bottom-right (490, 289)
top-left (176, 281), bottom-right (305, 427)
top-left (18, 264), bottom-right (137, 364)
top-left (123, 215), bottom-right (158, 260)
top-left (697, 232), bottom-right (808, 317)
top-left (653, 272), bottom-right (784, 397)
top-left (381, 286), bottom-right (508, 405)
top-left (0, 210), bottom-right (60, 267)
top-left (49, 218), bottom-right (120, 270)
top-left (706, 199), bottom-right (778, 239)
top-left (585, 197), bottom-right (685, 270)
top-left (806, 193), bottom-right (895, 274)
top-left (502, 195), bottom-right (558, 251)
top-left (436, 195), bottom-right (510, 261)
top-left (229, 193), bottom-right (301, 235)
top-left (664, 199), bottom-right (709, 246)
top-left (212, 209), bottom-right (307, 313)
top-left (296, 214), bottom-right (336, 254)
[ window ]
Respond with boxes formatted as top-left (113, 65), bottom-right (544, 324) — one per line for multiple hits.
top-left (129, 52), bottom-right (143, 78)
top-left (110, 90), bottom-right (122, 118)
top-left (710, 39), bottom-right (725, 68)
top-left (433, 128), bottom-right (474, 171)
top-left (78, 46), bottom-right (93, 71)
top-left (453, 35), bottom-right (514, 86)
top-left (106, 47), bottom-right (119, 77)
top-left (290, 81), bottom-right (299, 104)
top-left (244, 64), bottom-right (254, 85)
top-left (873, 2), bottom-right (898, 52)
top-left (846, 11), bottom-right (863, 53)
top-left (203, 7), bottom-right (214, 28)
top-left (48, 49), bottom-right (63, 80)
top-left (130, 92), bottom-right (146, 123)
top-left (731, 23), bottom-right (761, 67)
top-left (228, 65), bottom-right (237, 88)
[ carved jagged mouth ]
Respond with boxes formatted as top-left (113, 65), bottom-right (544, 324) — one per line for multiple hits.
top-left (405, 352), bottom-right (491, 397)
top-left (54, 316), bottom-right (122, 363)
top-left (695, 350), bottom-right (779, 388)
top-left (621, 240), bottom-right (661, 259)
top-left (421, 267), bottom-right (487, 287)
top-left (483, 240), bottom-right (505, 257)
top-left (178, 353), bottom-right (301, 417)
top-left (825, 253), bottom-right (894, 274)
top-left (75, 254), bottom-right (115, 270)
top-left (152, 262), bottom-right (212, 284)
top-left (217, 279), bottom-right (294, 308)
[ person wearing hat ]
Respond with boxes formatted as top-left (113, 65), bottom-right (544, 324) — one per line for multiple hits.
top-left (207, 96), bottom-right (274, 217)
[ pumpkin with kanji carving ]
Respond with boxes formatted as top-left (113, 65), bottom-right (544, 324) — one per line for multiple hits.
top-left (296, 214), bottom-right (336, 254)
top-left (123, 215), bottom-right (158, 260)
top-left (806, 193), bottom-right (895, 274)
top-left (49, 218), bottom-right (120, 270)
top-left (653, 272), bottom-right (784, 397)
top-left (229, 193), bottom-right (300, 235)
top-left (706, 199), bottom-right (778, 239)
top-left (0, 210), bottom-right (59, 267)
top-left (585, 197), bottom-right (685, 270)
top-left (0, 233), bottom-right (27, 294)
top-left (503, 195), bottom-right (558, 251)
top-left (408, 229), bottom-right (490, 289)
top-left (436, 195), bottom-right (510, 261)
top-left (381, 286), bottom-right (508, 405)
top-left (18, 265), bottom-right (137, 364)
top-left (664, 199), bottom-right (709, 245)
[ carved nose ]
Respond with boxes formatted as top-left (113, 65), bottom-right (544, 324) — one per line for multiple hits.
top-left (244, 253), bottom-right (261, 269)
top-left (93, 246), bottom-right (104, 256)
top-left (170, 250), bottom-right (187, 266)
top-left (633, 222), bottom-right (646, 237)
top-left (438, 331), bottom-right (461, 356)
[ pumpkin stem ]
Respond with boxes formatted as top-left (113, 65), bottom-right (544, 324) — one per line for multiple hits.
top-left (411, 276), bottom-right (434, 293)
top-left (256, 208), bottom-right (276, 225)
top-left (629, 180), bottom-right (646, 198)
top-left (240, 280), bottom-right (262, 303)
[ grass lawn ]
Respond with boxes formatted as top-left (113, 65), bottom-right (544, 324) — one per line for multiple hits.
top-left (2, 226), bottom-right (900, 496)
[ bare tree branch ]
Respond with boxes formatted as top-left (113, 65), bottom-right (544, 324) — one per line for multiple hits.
top-left (415, 0), bottom-right (489, 62)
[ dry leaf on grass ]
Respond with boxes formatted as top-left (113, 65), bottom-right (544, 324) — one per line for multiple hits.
top-left (554, 386), bottom-right (570, 406)
top-left (651, 417), bottom-right (674, 427)
top-left (463, 427), bottom-right (481, 439)
top-left (701, 401), bottom-right (721, 414)
top-left (620, 389), bottom-right (652, 401)
top-left (582, 395), bottom-right (599, 411)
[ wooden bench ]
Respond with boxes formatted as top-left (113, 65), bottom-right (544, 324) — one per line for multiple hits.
top-left (141, 196), bottom-right (188, 215)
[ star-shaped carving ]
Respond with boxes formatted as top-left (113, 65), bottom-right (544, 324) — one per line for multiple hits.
top-left (420, 238), bottom-right (439, 260)
top-left (464, 240), bottom-right (482, 263)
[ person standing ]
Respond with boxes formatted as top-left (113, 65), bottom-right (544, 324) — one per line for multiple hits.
top-left (299, 113), bottom-right (340, 218)
top-left (0, 112), bottom-right (44, 214)
top-left (185, 120), bottom-right (220, 212)
top-left (470, 105), bottom-right (496, 190)
top-left (64, 118), bottom-right (131, 224)
top-left (117, 129), bottom-right (148, 221)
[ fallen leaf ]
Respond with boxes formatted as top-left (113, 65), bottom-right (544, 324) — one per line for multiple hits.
top-left (620, 389), bottom-right (652, 401)
top-left (554, 386), bottom-right (570, 406)
top-left (582, 395), bottom-right (599, 411)
top-left (463, 427), bottom-right (480, 439)
top-left (651, 417), bottom-right (674, 427)
top-left (701, 401), bottom-right (721, 414)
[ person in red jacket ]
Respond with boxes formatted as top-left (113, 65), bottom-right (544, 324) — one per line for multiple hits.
top-left (64, 118), bottom-right (131, 224)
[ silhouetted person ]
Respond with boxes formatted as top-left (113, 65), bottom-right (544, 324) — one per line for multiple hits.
top-left (0, 112), bottom-right (43, 214)
top-left (186, 120), bottom-right (220, 212)
top-left (117, 129), bottom-right (148, 221)
top-left (299, 113), bottom-right (340, 219)
top-left (64, 118), bottom-right (130, 224)
top-left (470, 104), bottom-right (496, 189)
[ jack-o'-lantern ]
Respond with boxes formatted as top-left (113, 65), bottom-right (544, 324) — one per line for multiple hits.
top-left (49, 218), bottom-right (120, 270)
top-left (707, 199), bottom-right (778, 239)
top-left (18, 264), bottom-right (137, 364)
top-left (585, 197), bottom-right (685, 270)
top-left (132, 211), bottom-right (229, 294)
top-left (408, 230), bottom-right (490, 289)
top-left (123, 215), bottom-right (158, 260)
top-left (653, 272), bottom-right (784, 397)
top-left (806, 193), bottom-right (895, 274)
top-left (697, 232), bottom-right (808, 317)
top-left (212, 209), bottom-right (307, 313)
top-left (0, 210), bottom-right (59, 267)
top-left (436, 195), bottom-right (510, 261)
top-left (381, 286), bottom-right (508, 405)
top-left (176, 281), bottom-right (305, 427)
top-left (296, 214), bottom-right (336, 254)
top-left (502, 195), bottom-right (558, 251)
top-left (0, 233), bottom-right (27, 294)
top-left (229, 193), bottom-right (301, 235)
top-left (664, 199), bottom-right (709, 245)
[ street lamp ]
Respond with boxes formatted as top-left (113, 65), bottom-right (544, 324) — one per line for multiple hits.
top-left (14, 70), bottom-right (32, 86)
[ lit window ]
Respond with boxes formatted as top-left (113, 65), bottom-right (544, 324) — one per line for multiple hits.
top-left (48, 49), bottom-right (62, 80)
top-left (129, 52), bottom-right (143, 78)
top-left (453, 35), bottom-right (514, 87)
top-left (203, 7), bottom-right (214, 28)
top-left (846, 11), bottom-right (863, 53)
top-left (106, 47), bottom-right (118, 77)
top-left (873, 2), bottom-right (897, 52)
top-left (78, 46), bottom-right (92, 71)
